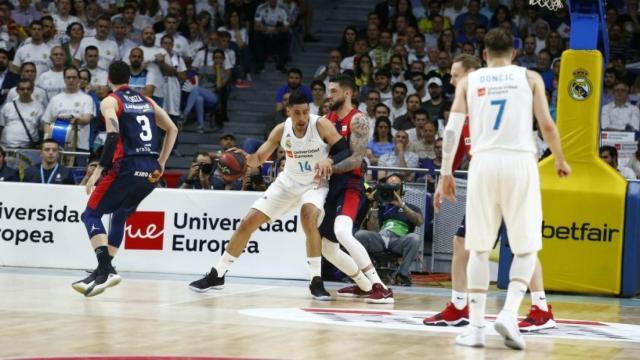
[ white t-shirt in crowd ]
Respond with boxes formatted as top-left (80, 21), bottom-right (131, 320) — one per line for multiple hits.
top-left (36, 69), bottom-right (65, 103)
top-left (13, 42), bottom-right (52, 79)
top-left (75, 37), bottom-right (119, 70)
top-left (0, 99), bottom-right (44, 148)
top-left (42, 90), bottom-right (95, 150)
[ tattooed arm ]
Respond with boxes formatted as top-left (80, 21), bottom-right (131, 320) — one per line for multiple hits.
top-left (332, 112), bottom-right (369, 174)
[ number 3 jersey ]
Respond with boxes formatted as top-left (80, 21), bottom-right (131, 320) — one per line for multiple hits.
top-left (109, 87), bottom-right (160, 160)
top-left (279, 114), bottom-right (329, 185)
top-left (466, 65), bottom-right (536, 156)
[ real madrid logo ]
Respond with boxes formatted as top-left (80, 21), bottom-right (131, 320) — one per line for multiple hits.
top-left (568, 68), bottom-right (592, 101)
top-left (42, 54), bottom-right (47, 59)
top-left (106, 50), bottom-right (111, 55)
top-left (74, 102), bottom-right (80, 107)
top-left (285, 139), bottom-right (292, 149)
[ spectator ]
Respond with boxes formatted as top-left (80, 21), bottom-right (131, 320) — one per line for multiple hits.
top-left (544, 31), bottom-right (565, 60)
top-left (212, 133), bottom-right (237, 160)
top-left (178, 152), bottom-right (216, 189)
top-left (457, 17), bottom-right (478, 46)
top-left (340, 37), bottom-right (371, 72)
top-left (603, 68), bottom-right (619, 105)
top-left (609, 24), bottom-right (632, 61)
top-left (427, 52), bottom-right (454, 97)
top-left (535, 49), bottom-right (554, 91)
top-left (52, 0), bottom-right (80, 42)
top-left (374, 68), bottom-right (392, 102)
top-left (444, 0), bottom-right (467, 24)
top-left (418, 137), bottom-right (442, 185)
top-left (358, 89), bottom-right (381, 137)
top-left (82, 46), bottom-right (109, 99)
top-left (319, 98), bottom-right (331, 116)
top-left (309, 80), bottom-right (325, 115)
top-left (0, 145), bottom-right (19, 182)
top-left (6, 62), bottom-right (47, 109)
top-left (378, 129), bottom-right (419, 180)
top-left (422, 77), bottom-right (447, 122)
top-left (626, 145), bottom-right (640, 179)
top-left (218, 10), bottom-right (253, 81)
top-left (23, 139), bottom-right (75, 184)
top-left (517, 35), bottom-right (537, 69)
top-left (66, 22), bottom-right (85, 62)
top-left (110, 18), bottom-right (136, 61)
top-left (242, 166), bottom-right (268, 191)
top-left (355, 173), bottom-right (423, 285)
top-left (11, 21), bottom-right (51, 77)
top-left (159, 34), bottom-right (188, 121)
top-left (533, 18), bottom-right (550, 54)
top-left (408, 33), bottom-right (430, 66)
top-left (76, 15), bottom-right (118, 71)
top-left (78, 69), bottom-right (102, 151)
top-left (78, 154), bottom-right (100, 186)
top-left (384, 82), bottom-right (408, 122)
top-left (36, 46), bottom-right (67, 102)
top-left (409, 71), bottom-right (430, 103)
top-left (275, 68), bottom-right (311, 112)
top-left (393, 94), bottom-right (421, 131)
top-left (253, 0), bottom-right (290, 73)
top-left (388, 54), bottom-right (406, 84)
top-left (601, 82), bottom-right (640, 131)
top-left (185, 48), bottom-right (228, 133)
top-left (0, 78), bottom-right (44, 149)
top-left (0, 49), bottom-right (20, 107)
top-left (460, 41), bottom-right (476, 56)
top-left (338, 26), bottom-right (358, 58)
top-left (454, 0), bottom-right (488, 33)
top-left (365, 22), bottom-right (380, 50)
top-left (367, 116), bottom-right (395, 166)
top-left (482, 0), bottom-right (502, 23)
top-left (405, 109), bottom-right (429, 144)
top-left (610, 55), bottom-right (637, 87)
top-left (42, 66), bottom-right (94, 155)
top-left (313, 49), bottom-right (342, 81)
top-left (354, 54), bottom-right (375, 89)
top-left (369, 29), bottom-right (393, 70)
top-left (155, 14), bottom-right (193, 63)
top-left (393, 0), bottom-right (418, 28)
top-left (409, 118), bottom-right (437, 159)
top-left (127, 48), bottom-right (162, 98)
top-left (600, 145), bottom-right (637, 179)
top-left (12, 0), bottom-right (42, 28)
top-left (374, 102), bottom-right (391, 120)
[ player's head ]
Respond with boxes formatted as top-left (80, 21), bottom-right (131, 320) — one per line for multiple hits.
top-left (328, 74), bottom-right (356, 111)
top-left (108, 60), bottom-right (131, 86)
top-left (482, 27), bottom-right (515, 62)
top-left (450, 54), bottom-right (481, 87)
top-left (287, 90), bottom-right (311, 130)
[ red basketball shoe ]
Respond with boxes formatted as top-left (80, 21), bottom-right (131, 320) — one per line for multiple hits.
top-left (423, 302), bottom-right (469, 326)
top-left (519, 305), bottom-right (556, 332)
top-left (336, 284), bottom-right (371, 298)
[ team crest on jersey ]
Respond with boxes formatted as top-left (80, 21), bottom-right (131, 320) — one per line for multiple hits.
top-left (30, 111), bottom-right (36, 117)
top-left (341, 125), bottom-right (348, 133)
top-left (42, 54), bottom-right (47, 59)
top-left (74, 102), bottom-right (80, 107)
top-left (285, 139), bottom-right (292, 149)
top-left (106, 50), bottom-right (111, 56)
top-left (477, 87), bottom-right (486, 96)
top-left (568, 68), bottom-right (592, 101)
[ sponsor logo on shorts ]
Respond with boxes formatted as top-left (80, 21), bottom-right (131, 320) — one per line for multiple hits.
top-left (124, 211), bottom-right (165, 250)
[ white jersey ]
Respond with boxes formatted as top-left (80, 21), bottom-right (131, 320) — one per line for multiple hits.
top-left (466, 65), bottom-right (536, 155)
top-left (279, 114), bottom-right (329, 185)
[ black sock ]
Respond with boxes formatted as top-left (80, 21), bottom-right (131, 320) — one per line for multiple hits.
top-left (95, 246), bottom-right (111, 271)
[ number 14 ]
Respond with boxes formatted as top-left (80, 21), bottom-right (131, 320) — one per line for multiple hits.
top-left (491, 99), bottom-right (507, 130)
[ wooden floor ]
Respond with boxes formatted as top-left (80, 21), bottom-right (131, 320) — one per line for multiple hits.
top-left (1, 267), bottom-right (640, 359)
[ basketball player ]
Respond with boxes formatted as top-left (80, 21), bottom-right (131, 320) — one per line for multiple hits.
top-left (72, 60), bottom-right (178, 297)
top-left (424, 54), bottom-right (557, 332)
top-left (188, 91), bottom-right (351, 300)
top-left (318, 74), bottom-right (394, 304)
top-left (440, 28), bottom-right (570, 349)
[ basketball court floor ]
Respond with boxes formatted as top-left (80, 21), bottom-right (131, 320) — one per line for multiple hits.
top-left (1, 266), bottom-right (640, 359)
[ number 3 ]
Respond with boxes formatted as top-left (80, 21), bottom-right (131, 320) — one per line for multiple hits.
top-left (136, 115), bottom-right (153, 141)
top-left (491, 99), bottom-right (507, 130)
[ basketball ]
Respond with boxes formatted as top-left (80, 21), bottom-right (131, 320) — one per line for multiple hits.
top-left (217, 150), bottom-right (247, 181)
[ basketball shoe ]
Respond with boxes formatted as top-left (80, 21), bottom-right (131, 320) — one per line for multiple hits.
top-left (455, 326), bottom-right (485, 348)
top-left (309, 276), bottom-right (331, 301)
top-left (72, 267), bottom-right (120, 295)
top-left (423, 302), bottom-right (470, 326)
top-left (366, 283), bottom-right (394, 304)
top-left (189, 267), bottom-right (225, 292)
top-left (83, 267), bottom-right (122, 297)
top-left (494, 310), bottom-right (526, 350)
top-left (336, 284), bottom-right (371, 298)
top-left (519, 305), bottom-right (556, 332)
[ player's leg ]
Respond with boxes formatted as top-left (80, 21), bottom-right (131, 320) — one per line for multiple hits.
top-left (300, 201), bottom-right (331, 300)
top-left (424, 218), bottom-right (470, 326)
top-left (519, 257), bottom-right (556, 331)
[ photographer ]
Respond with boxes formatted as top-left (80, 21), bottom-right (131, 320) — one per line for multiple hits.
top-left (178, 152), bottom-right (215, 189)
top-left (355, 174), bottom-right (423, 286)
top-left (242, 166), bottom-right (267, 191)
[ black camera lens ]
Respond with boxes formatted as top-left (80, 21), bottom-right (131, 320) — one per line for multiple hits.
top-left (200, 163), bottom-right (214, 175)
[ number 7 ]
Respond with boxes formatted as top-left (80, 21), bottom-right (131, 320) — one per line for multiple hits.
top-left (491, 99), bottom-right (507, 130)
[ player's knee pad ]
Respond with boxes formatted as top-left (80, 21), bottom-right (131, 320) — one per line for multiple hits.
top-left (510, 251), bottom-right (537, 285)
top-left (321, 237), bottom-right (358, 276)
top-left (467, 250), bottom-right (490, 290)
top-left (81, 207), bottom-right (106, 239)
top-left (334, 215), bottom-right (372, 269)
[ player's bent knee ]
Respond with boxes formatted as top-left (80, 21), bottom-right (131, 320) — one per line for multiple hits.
top-left (81, 207), bottom-right (106, 238)
top-left (300, 205), bottom-right (319, 227)
top-left (510, 251), bottom-right (537, 284)
top-left (239, 209), bottom-right (269, 232)
top-left (321, 238), bottom-right (339, 259)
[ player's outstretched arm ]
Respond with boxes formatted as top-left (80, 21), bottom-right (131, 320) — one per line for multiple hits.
top-left (240, 123), bottom-right (284, 168)
top-left (529, 70), bottom-right (571, 177)
top-left (331, 113), bottom-right (369, 174)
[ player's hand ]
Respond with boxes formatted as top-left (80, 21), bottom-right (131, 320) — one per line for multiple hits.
top-left (85, 165), bottom-right (103, 195)
top-left (439, 175), bottom-right (457, 207)
top-left (555, 159), bottom-right (571, 178)
top-left (315, 159), bottom-right (333, 179)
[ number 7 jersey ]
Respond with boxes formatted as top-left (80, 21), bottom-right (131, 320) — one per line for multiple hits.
top-left (466, 65), bottom-right (536, 156)
top-left (109, 87), bottom-right (160, 160)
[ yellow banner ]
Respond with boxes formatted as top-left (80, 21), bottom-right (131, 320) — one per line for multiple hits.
top-left (539, 50), bottom-right (627, 295)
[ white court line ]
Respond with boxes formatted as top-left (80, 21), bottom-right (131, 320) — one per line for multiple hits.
top-left (158, 285), bottom-right (280, 307)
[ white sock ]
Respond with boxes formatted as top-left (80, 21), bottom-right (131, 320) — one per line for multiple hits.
top-left (468, 292), bottom-right (486, 327)
top-left (503, 281), bottom-right (528, 314)
top-left (364, 268), bottom-right (387, 289)
top-left (307, 257), bottom-right (322, 279)
top-left (216, 252), bottom-right (238, 277)
top-left (451, 290), bottom-right (468, 310)
top-left (531, 291), bottom-right (548, 311)
top-left (352, 271), bottom-right (373, 292)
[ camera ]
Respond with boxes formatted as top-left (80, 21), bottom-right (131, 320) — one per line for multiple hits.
top-left (250, 174), bottom-right (264, 184)
top-left (199, 162), bottom-right (214, 175)
top-left (375, 183), bottom-right (401, 204)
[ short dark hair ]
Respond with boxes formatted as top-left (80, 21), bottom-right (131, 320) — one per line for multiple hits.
top-left (310, 80), bottom-right (325, 91)
top-left (392, 82), bottom-right (408, 92)
top-left (329, 74), bottom-right (356, 93)
top-left (375, 103), bottom-right (390, 113)
top-left (84, 45), bottom-right (98, 56)
top-left (41, 138), bottom-right (59, 150)
top-left (600, 145), bottom-right (618, 159)
top-left (29, 20), bottom-right (43, 28)
top-left (18, 78), bottom-right (34, 89)
top-left (108, 60), bottom-right (131, 85)
top-left (192, 152), bottom-right (212, 163)
top-left (79, 68), bottom-right (92, 82)
top-left (0, 49), bottom-right (9, 58)
top-left (406, 94), bottom-right (421, 104)
top-left (288, 68), bottom-right (303, 77)
top-left (287, 90), bottom-right (310, 106)
top-left (20, 62), bottom-right (36, 73)
top-left (414, 109), bottom-right (429, 120)
top-left (483, 28), bottom-right (513, 56)
top-left (63, 66), bottom-right (79, 78)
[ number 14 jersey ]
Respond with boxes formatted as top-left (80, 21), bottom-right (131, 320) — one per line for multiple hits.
top-left (109, 87), bottom-right (160, 160)
top-left (280, 114), bottom-right (329, 185)
top-left (466, 65), bottom-right (536, 156)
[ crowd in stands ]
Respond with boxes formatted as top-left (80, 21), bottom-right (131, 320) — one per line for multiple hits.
top-left (1, 0), bottom-right (640, 190)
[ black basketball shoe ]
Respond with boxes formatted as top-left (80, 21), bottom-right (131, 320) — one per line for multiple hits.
top-left (71, 268), bottom-right (99, 295)
top-left (309, 276), bottom-right (331, 301)
top-left (83, 266), bottom-right (122, 297)
top-left (189, 267), bottom-right (225, 292)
